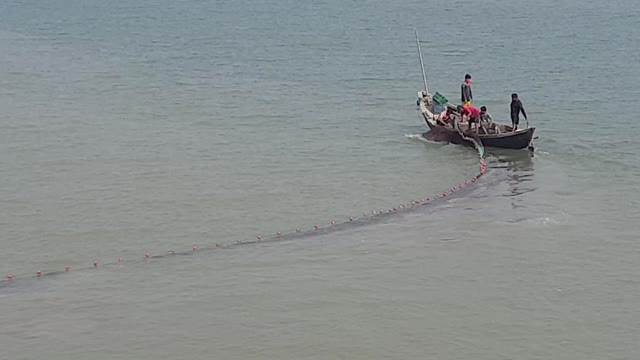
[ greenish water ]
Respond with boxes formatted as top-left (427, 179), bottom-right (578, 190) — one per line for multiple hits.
top-left (1, 0), bottom-right (639, 358)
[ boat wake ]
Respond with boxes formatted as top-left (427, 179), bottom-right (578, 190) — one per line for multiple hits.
top-left (406, 126), bottom-right (480, 146)
top-left (504, 212), bottom-right (569, 226)
top-left (404, 133), bottom-right (431, 143)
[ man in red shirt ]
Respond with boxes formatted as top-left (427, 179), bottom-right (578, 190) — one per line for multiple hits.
top-left (459, 105), bottom-right (480, 133)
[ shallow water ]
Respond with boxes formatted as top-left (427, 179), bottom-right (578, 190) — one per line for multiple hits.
top-left (1, 0), bottom-right (639, 358)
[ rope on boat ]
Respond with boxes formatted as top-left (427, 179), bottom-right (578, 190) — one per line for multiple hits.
top-left (3, 143), bottom-right (487, 284)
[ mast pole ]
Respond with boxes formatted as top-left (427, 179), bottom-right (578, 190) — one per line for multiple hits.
top-left (414, 28), bottom-right (429, 94)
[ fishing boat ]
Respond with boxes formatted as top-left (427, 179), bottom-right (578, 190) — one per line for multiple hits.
top-left (413, 30), bottom-right (536, 150)
top-left (417, 91), bottom-right (536, 150)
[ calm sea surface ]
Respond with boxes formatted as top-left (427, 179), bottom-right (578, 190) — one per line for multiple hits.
top-left (1, 0), bottom-right (639, 358)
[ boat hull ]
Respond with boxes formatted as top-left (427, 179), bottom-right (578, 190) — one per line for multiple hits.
top-left (477, 128), bottom-right (535, 149)
top-left (421, 123), bottom-right (473, 147)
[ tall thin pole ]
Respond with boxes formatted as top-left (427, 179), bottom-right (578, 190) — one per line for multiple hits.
top-left (414, 28), bottom-right (429, 94)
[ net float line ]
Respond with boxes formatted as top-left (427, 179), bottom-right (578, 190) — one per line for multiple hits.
top-left (2, 140), bottom-right (487, 284)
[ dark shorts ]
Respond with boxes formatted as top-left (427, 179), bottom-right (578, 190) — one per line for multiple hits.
top-left (511, 115), bottom-right (519, 125)
top-left (469, 116), bottom-right (478, 124)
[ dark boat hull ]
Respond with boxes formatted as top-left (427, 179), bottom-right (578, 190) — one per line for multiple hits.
top-left (477, 128), bottom-right (535, 149)
top-left (422, 124), bottom-right (474, 147)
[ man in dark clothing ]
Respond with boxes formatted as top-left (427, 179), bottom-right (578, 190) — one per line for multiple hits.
top-left (461, 74), bottom-right (473, 107)
top-left (510, 93), bottom-right (527, 131)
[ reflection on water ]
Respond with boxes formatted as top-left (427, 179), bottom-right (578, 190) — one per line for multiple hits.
top-left (490, 150), bottom-right (536, 209)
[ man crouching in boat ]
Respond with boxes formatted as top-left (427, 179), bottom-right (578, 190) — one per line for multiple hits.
top-left (436, 107), bottom-right (456, 126)
top-left (480, 106), bottom-right (500, 134)
top-left (459, 105), bottom-right (480, 134)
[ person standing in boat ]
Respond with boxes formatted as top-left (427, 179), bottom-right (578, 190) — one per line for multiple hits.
top-left (510, 93), bottom-right (527, 131)
top-left (461, 74), bottom-right (473, 107)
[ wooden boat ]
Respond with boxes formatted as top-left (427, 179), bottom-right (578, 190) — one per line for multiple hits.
top-left (417, 91), bottom-right (536, 150)
top-left (413, 29), bottom-right (536, 150)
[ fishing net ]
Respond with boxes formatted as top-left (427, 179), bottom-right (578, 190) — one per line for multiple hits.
top-left (454, 117), bottom-right (485, 157)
